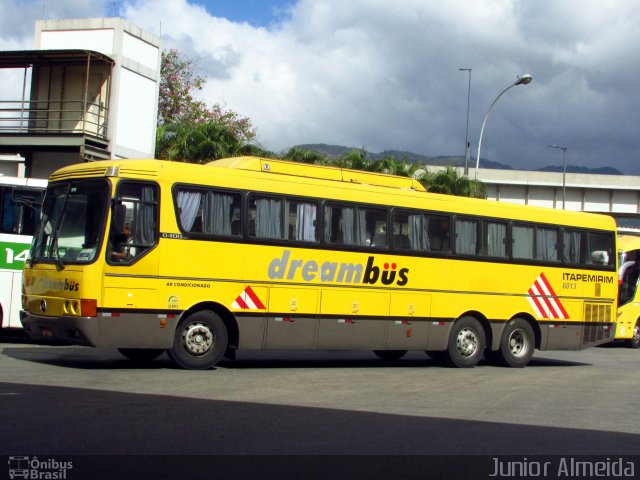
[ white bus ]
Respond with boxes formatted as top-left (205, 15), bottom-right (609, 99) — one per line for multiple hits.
top-left (0, 176), bottom-right (45, 329)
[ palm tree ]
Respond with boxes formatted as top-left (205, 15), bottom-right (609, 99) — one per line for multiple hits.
top-left (421, 165), bottom-right (486, 198)
top-left (370, 155), bottom-right (423, 178)
top-left (282, 147), bottom-right (328, 164)
top-left (156, 120), bottom-right (259, 163)
top-left (333, 148), bottom-right (371, 170)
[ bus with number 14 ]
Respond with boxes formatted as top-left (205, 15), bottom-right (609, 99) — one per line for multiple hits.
top-left (0, 176), bottom-right (45, 330)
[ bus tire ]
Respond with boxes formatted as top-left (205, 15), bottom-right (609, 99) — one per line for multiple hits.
top-left (168, 310), bottom-right (228, 370)
top-left (118, 348), bottom-right (164, 363)
top-left (626, 320), bottom-right (640, 349)
top-left (445, 316), bottom-right (485, 368)
top-left (497, 318), bottom-right (535, 368)
top-left (373, 350), bottom-right (407, 361)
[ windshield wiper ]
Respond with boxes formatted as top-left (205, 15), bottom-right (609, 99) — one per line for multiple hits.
top-left (52, 236), bottom-right (65, 271)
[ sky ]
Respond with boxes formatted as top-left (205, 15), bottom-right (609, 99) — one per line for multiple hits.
top-left (1, 0), bottom-right (640, 174)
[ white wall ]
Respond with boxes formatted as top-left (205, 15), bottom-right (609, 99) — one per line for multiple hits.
top-left (36, 18), bottom-right (161, 159)
top-left (114, 68), bottom-right (157, 157)
top-left (40, 29), bottom-right (115, 54)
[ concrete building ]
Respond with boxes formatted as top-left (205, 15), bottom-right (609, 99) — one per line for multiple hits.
top-left (0, 17), bottom-right (161, 179)
top-left (471, 167), bottom-right (640, 230)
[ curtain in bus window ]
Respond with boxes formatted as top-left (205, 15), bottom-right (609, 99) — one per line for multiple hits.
top-left (296, 202), bottom-right (316, 241)
top-left (455, 219), bottom-right (477, 255)
top-left (324, 206), bottom-right (333, 243)
top-left (137, 186), bottom-right (156, 246)
top-left (256, 198), bottom-right (282, 239)
top-left (536, 227), bottom-right (558, 262)
top-left (203, 192), bottom-right (233, 235)
top-left (177, 190), bottom-right (201, 231)
top-left (512, 225), bottom-right (534, 259)
top-left (486, 222), bottom-right (506, 257)
top-left (563, 231), bottom-right (582, 263)
top-left (357, 209), bottom-right (367, 246)
top-left (408, 214), bottom-right (429, 251)
top-left (342, 207), bottom-right (355, 245)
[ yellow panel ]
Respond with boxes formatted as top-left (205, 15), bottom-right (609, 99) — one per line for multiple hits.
top-left (269, 286), bottom-right (319, 314)
top-left (390, 292), bottom-right (431, 318)
top-left (104, 288), bottom-right (155, 308)
top-left (321, 289), bottom-right (389, 316)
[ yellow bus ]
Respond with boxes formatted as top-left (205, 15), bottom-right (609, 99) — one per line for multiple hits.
top-left (20, 157), bottom-right (617, 369)
top-left (616, 234), bottom-right (640, 348)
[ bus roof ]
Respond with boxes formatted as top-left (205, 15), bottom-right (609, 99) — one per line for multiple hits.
top-left (48, 157), bottom-right (617, 232)
top-left (617, 234), bottom-right (640, 252)
top-left (208, 156), bottom-right (427, 191)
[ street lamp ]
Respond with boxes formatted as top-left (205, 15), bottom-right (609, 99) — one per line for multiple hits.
top-left (475, 74), bottom-right (533, 179)
top-left (459, 68), bottom-right (472, 176)
top-left (548, 144), bottom-right (568, 209)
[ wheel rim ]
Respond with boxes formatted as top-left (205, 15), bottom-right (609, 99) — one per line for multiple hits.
top-left (182, 322), bottom-right (214, 356)
top-left (456, 327), bottom-right (479, 358)
top-left (508, 328), bottom-right (530, 358)
top-left (633, 324), bottom-right (640, 343)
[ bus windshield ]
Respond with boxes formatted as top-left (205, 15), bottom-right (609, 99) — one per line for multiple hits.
top-left (30, 179), bottom-right (110, 266)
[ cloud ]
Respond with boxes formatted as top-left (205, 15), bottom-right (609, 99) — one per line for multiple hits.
top-left (2, 0), bottom-right (639, 173)
top-left (0, 0), bottom-right (113, 48)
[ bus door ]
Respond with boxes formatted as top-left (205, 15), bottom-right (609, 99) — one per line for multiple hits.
top-left (103, 181), bottom-right (160, 313)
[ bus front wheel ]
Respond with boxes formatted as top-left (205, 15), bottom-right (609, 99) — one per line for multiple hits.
top-left (497, 318), bottom-right (535, 367)
top-left (168, 310), bottom-right (228, 370)
top-left (445, 316), bottom-right (485, 368)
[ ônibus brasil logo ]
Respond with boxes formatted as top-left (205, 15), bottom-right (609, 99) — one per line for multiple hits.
top-left (267, 249), bottom-right (409, 286)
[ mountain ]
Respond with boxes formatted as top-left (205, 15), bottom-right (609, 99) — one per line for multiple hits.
top-left (536, 165), bottom-right (622, 175)
top-left (293, 143), bottom-right (623, 175)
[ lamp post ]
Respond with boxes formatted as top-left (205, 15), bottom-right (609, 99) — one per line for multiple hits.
top-left (548, 144), bottom-right (568, 209)
top-left (459, 68), bottom-right (472, 176)
top-left (475, 74), bottom-right (533, 179)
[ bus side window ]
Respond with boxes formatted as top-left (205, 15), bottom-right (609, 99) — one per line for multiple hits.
top-left (535, 227), bottom-right (559, 262)
top-left (109, 182), bottom-right (158, 264)
top-left (563, 229), bottom-right (587, 264)
top-left (588, 232), bottom-right (614, 267)
top-left (455, 217), bottom-right (479, 255)
top-left (513, 224), bottom-right (534, 260)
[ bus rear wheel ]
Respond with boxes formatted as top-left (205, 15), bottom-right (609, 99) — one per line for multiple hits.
top-left (626, 320), bottom-right (640, 349)
top-left (373, 350), bottom-right (407, 361)
top-left (445, 316), bottom-right (485, 368)
top-left (168, 310), bottom-right (228, 370)
top-left (497, 318), bottom-right (534, 367)
top-left (118, 348), bottom-right (164, 363)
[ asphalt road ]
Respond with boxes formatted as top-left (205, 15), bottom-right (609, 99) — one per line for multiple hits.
top-left (1, 338), bottom-right (639, 478)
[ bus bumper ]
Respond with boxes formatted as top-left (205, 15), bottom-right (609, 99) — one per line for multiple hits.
top-left (19, 310), bottom-right (177, 349)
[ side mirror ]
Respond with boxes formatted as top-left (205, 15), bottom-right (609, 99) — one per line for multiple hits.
top-left (111, 203), bottom-right (126, 235)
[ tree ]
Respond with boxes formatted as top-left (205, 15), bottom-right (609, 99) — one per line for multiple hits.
top-left (156, 49), bottom-right (258, 162)
top-left (421, 165), bottom-right (486, 198)
top-left (282, 147), bottom-right (328, 164)
top-left (370, 155), bottom-right (423, 178)
top-left (333, 148), bottom-right (371, 170)
top-left (158, 49), bottom-right (208, 125)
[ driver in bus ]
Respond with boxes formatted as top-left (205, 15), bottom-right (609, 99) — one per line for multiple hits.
top-left (110, 223), bottom-right (132, 261)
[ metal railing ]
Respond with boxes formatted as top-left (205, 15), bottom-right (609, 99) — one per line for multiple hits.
top-left (0, 99), bottom-right (109, 138)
